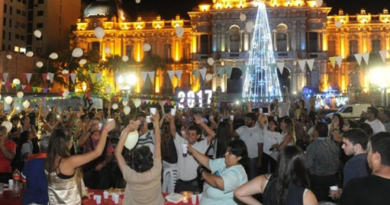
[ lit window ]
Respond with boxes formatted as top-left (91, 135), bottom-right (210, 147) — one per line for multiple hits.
top-left (14, 46), bottom-right (20, 52)
top-left (20, 47), bottom-right (26, 53)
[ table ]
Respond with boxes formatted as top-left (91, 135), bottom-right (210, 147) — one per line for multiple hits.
top-left (0, 189), bottom-right (23, 205)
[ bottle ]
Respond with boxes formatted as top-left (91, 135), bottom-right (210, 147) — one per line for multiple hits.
top-left (12, 169), bottom-right (21, 193)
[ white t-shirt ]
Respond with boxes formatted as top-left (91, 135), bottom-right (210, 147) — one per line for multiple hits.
top-left (278, 101), bottom-right (290, 117)
top-left (365, 119), bottom-right (385, 134)
top-left (236, 124), bottom-right (263, 159)
top-left (174, 133), bottom-right (209, 181)
top-left (263, 128), bottom-right (284, 156)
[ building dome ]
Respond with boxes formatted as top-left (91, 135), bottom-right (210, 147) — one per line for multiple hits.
top-left (83, 0), bottom-right (120, 18)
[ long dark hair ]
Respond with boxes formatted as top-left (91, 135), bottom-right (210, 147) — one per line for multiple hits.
top-left (45, 129), bottom-right (72, 173)
top-left (270, 146), bottom-right (310, 205)
top-left (333, 113), bottom-right (344, 131)
top-left (215, 122), bottom-right (230, 158)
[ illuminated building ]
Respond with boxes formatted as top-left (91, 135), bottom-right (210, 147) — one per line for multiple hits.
top-left (72, 0), bottom-right (390, 96)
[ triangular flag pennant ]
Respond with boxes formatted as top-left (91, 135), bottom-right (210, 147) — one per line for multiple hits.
top-left (3, 73), bottom-right (8, 82)
top-left (192, 69), bottom-right (199, 78)
top-left (48, 73), bottom-right (54, 83)
top-left (167, 71), bottom-right (175, 82)
top-left (42, 73), bottom-right (48, 83)
top-left (298, 60), bottom-right (306, 72)
top-left (96, 73), bottom-right (102, 82)
top-left (306, 59), bottom-right (315, 71)
top-left (148, 72), bottom-right (155, 83)
top-left (141, 72), bottom-right (148, 83)
top-left (26, 73), bottom-right (32, 84)
top-left (336, 56), bottom-right (343, 68)
top-left (89, 73), bottom-right (96, 83)
top-left (218, 67), bottom-right (225, 77)
top-left (354, 53), bottom-right (363, 66)
top-left (362, 53), bottom-right (370, 65)
top-left (37, 87), bottom-right (43, 93)
top-left (175, 70), bottom-right (183, 81)
top-left (70, 73), bottom-right (76, 84)
top-left (199, 68), bottom-right (207, 80)
top-left (226, 67), bottom-right (233, 78)
top-left (277, 62), bottom-right (285, 74)
top-left (21, 73), bottom-right (27, 84)
top-left (329, 57), bottom-right (337, 68)
top-left (379, 50), bottom-right (387, 63)
top-left (22, 85), bottom-right (26, 90)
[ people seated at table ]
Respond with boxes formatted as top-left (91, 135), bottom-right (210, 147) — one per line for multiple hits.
top-left (45, 121), bottom-right (115, 205)
top-left (0, 125), bottom-right (16, 183)
top-left (115, 113), bottom-right (165, 205)
top-left (22, 136), bottom-right (50, 205)
top-left (188, 139), bottom-right (248, 205)
top-left (234, 146), bottom-right (318, 205)
top-left (12, 131), bottom-right (34, 171)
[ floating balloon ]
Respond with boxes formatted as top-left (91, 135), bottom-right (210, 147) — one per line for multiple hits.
top-left (6, 54), bottom-right (12, 60)
top-left (240, 13), bottom-right (247, 22)
top-left (175, 26), bottom-right (184, 38)
top-left (112, 103), bottom-right (118, 110)
top-left (23, 100), bottom-right (30, 109)
top-left (205, 73), bottom-right (213, 82)
top-left (94, 27), bottom-right (105, 39)
top-left (143, 43), bottom-right (151, 52)
top-left (62, 70), bottom-right (69, 74)
top-left (72, 48), bottom-right (83, 57)
top-left (1, 121), bottom-right (12, 133)
top-left (79, 59), bottom-right (87, 65)
top-left (207, 57), bottom-right (215, 66)
top-left (246, 21), bottom-right (255, 32)
top-left (124, 106), bottom-right (131, 115)
top-left (33, 30), bottom-right (42, 38)
top-left (26, 51), bottom-right (34, 57)
top-left (133, 99), bottom-right (141, 108)
top-left (36, 61), bottom-right (43, 68)
top-left (135, 0), bottom-right (141, 4)
top-left (105, 47), bottom-right (111, 54)
top-left (5, 96), bottom-right (13, 104)
top-left (13, 79), bottom-right (21, 85)
top-left (17, 91), bottom-right (24, 99)
top-left (335, 21), bottom-right (342, 28)
top-left (122, 55), bottom-right (129, 62)
top-left (125, 130), bottom-right (139, 150)
top-left (63, 90), bottom-right (70, 98)
top-left (49, 52), bottom-right (58, 60)
top-left (122, 100), bottom-right (129, 106)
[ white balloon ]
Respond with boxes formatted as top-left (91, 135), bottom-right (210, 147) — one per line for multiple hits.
top-left (122, 100), bottom-right (129, 106)
top-left (143, 43), bottom-right (151, 52)
top-left (12, 79), bottom-right (21, 85)
top-left (72, 48), bottom-right (83, 57)
top-left (122, 55), bottom-right (129, 62)
top-left (6, 54), bottom-right (12, 60)
top-left (125, 130), bottom-right (139, 150)
top-left (1, 121), bottom-right (12, 133)
top-left (105, 47), bottom-right (111, 54)
top-left (175, 26), bottom-right (184, 38)
top-left (135, 0), bottom-right (141, 4)
top-left (49, 52), bottom-right (58, 60)
top-left (205, 73), bottom-right (213, 82)
top-left (63, 90), bottom-right (70, 97)
top-left (134, 98), bottom-right (141, 108)
top-left (315, 0), bottom-right (323, 6)
top-left (33, 30), bottom-right (42, 38)
top-left (17, 91), bottom-right (24, 99)
top-left (62, 70), bottom-right (69, 74)
top-left (207, 57), bottom-right (215, 66)
top-left (112, 103), bottom-right (118, 110)
top-left (23, 100), bottom-right (30, 109)
top-left (94, 27), bottom-right (105, 39)
top-left (240, 13), bottom-right (247, 21)
top-left (26, 51), bottom-right (34, 57)
top-left (335, 21), bottom-right (342, 28)
top-left (124, 106), bottom-right (131, 115)
top-left (79, 59), bottom-right (87, 65)
top-left (246, 21), bottom-right (255, 32)
top-left (5, 96), bottom-right (13, 104)
top-left (36, 61), bottom-right (43, 68)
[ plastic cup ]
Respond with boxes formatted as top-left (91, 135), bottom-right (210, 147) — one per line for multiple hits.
top-left (103, 190), bottom-right (109, 199)
top-left (230, 115), bottom-right (234, 121)
top-left (146, 116), bottom-right (152, 123)
top-left (112, 194), bottom-right (119, 204)
top-left (197, 194), bottom-right (202, 202)
top-left (191, 194), bottom-right (197, 204)
top-left (107, 118), bottom-right (114, 122)
top-left (0, 183), bottom-right (3, 194)
top-left (98, 123), bottom-right (103, 130)
top-left (330, 186), bottom-right (338, 191)
top-left (182, 144), bottom-right (188, 154)
top-left (171, 108), bottom-right (176, 116)
top-left (95, 195), bottom-right (101, 204)
top-left (150, 107), bottom-right (157, 115)
top-left (8, 179), bottom-right (13, 189)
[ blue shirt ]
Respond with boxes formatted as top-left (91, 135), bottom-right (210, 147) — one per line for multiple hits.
top-left (343, 153), bottom-right (370, 187)
top-left (22, 156), bottom-right (48, 205)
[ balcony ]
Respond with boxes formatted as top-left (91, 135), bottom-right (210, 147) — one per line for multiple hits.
top-left (219, 52), bottom-right (249, 60)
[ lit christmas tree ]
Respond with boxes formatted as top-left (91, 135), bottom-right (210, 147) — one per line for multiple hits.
top-left (243, 1), bottom-right (282, 103)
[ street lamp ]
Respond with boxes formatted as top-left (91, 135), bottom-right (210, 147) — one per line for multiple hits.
top-left (369, 67), bottom-right (390, 106)
top-left (118, 74), bottom-right (138, 98)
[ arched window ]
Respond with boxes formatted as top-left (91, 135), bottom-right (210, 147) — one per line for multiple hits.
top-left (229, 26), bottom-right (240, 52)
top-left (276, 23), bottom-right (288, 51)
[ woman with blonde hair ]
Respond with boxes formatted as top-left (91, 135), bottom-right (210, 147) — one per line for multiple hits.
top-left (271, 117), bottom-right (295, 151)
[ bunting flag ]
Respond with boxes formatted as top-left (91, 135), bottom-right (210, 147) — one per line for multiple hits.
top-left (89, 73), bottom-right (96, 83)
top-left (192, 69), bottom-right (199, 79)
top-left (354, 53), bottom-right (363, 66)
top-left (362, 53), bottom-right (370, 65)
top-left (148, 72), bottom-right (155, 83)
top-left (218, 67), bottom-right (225, 77)
top-left (379, 50), bottom-right (387, 63)
top-left (306, 59), bottom-right (315, 71)
top-left (167, 70), bottom-right (175, 82)
top-left (225, 67), bottom-right (233, 78)
top-left (141, 72), bottom-right (148, 83)
top-left (37, 87), bottom-right (42, 93)
top-left (336, 56), bottom-right (343, 68)
top-left (26, 73), bottom-right (32, 84)
top-left (298, 60), bottom-right (306, 72)
top-left (42, 73), bottom-right (48, 83)
top-left (3, 73), bottom-right (8, 82)
top-left (70, 73), bottom-right (76, 84)
top-left (276, 62), bottom-right (285, 74)
top-left (199, 68), bottom-right (207, 80)
top-left (175, 70), bottom-right (183, 81)
top-left (48, 73), bottom-right (54, 83)
top-left (329, 57), bottom-right (337, 68)
top-left (22, 85), bottom-right (26, 90)
top-left (96, 73), bottom-right (102, 82)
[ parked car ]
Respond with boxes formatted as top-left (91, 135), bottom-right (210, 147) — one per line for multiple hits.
top-left (317, 108), bottom-right (338, 120)
top-left (326, 103), bottom-right (372, 121)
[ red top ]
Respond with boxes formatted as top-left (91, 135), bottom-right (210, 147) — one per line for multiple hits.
top-left (0, 140), bottom-right (17, 173)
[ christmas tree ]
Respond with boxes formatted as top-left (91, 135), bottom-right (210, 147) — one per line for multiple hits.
top-left (243, 1), bottom-right (282, 103)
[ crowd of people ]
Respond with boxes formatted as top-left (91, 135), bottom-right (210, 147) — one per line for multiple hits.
top-left (0, 96), bottom-right (390, 205)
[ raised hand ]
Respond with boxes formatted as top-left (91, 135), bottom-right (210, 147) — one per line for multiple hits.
top-left (193, 114), bottom-right (203, 125)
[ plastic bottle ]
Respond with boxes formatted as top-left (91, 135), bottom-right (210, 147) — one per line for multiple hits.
top-left (12, 169), bottom-right (21, 194)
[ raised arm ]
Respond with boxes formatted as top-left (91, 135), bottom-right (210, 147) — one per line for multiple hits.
top-left (187, 144), bottom-right (210, 170)
top-left (159, 101), bottom-right (166, 127)
top-left (193, 114), bottom-right (215, 145)
top-left (115, 121), bottom-right (140, 173)
top-left (168, 114), bottom-right (177, 138)
top-left (152, 113), bottom-right (161, 160)
top-left (234, 175), bottom-right (269, 205)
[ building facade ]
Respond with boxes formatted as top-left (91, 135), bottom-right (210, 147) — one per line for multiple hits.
top-left (71, 0), bottom-right (390, 97)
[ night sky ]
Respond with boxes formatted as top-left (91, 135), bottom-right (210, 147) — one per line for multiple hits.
top-left (83, 0), bottom-right (389, 19)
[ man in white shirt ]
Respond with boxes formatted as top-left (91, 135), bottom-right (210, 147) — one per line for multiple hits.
top-left (230, 112), bottom-right (263, 180)
top-left (365, 107), bottom-right (385, 134)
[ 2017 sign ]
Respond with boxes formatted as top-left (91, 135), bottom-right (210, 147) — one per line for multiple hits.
top-left (177, 90), bottom-right (213, 109)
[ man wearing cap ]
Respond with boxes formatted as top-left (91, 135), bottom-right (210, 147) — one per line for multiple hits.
top-left (0, 125), bottom-right (16, 183)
